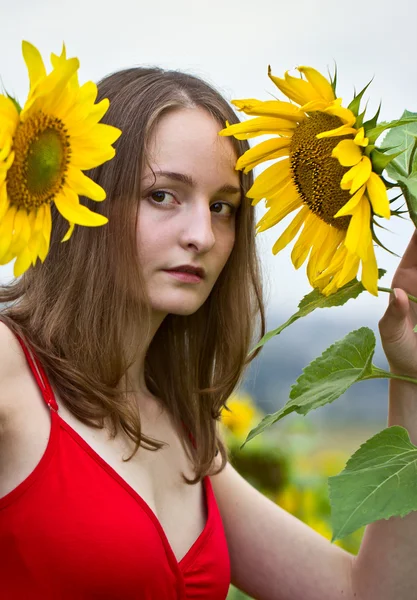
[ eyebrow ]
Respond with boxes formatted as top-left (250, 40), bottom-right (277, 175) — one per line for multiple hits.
top-left (151, 170), bottom-right (241, 196)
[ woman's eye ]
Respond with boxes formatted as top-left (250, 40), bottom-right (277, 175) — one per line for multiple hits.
top-left (150, 191), bottom-right (176, 204)
top-left (211, 202), bottom-right (235, 216)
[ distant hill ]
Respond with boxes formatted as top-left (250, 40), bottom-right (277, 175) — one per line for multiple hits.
top-left (241, 307), bottom-right (389, 429)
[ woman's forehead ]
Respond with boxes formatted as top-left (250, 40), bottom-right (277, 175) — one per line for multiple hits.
top-left (144, 107), bottom-right (239, 187)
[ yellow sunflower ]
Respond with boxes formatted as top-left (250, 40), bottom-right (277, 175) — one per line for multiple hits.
top-left (0, 41), bottom-right (121, 277)
top-left (220, 66), bottom-right (391, 296)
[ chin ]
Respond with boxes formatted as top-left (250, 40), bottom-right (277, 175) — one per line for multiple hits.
top-left (150, 297), bottom-right (207, 317)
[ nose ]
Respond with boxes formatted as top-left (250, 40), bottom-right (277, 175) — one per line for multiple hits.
top-left (180, 200), bottom-right (216, 254)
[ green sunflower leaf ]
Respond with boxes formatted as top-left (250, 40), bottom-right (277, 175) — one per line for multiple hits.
top-left (366, 113), bottom-right (417, 146)
top-left (380, 110), bottom-right (417, 178)
top-left (250, 269), bottom-right (386, 353)
top-left (329, 426), bottom-right (417, 541)
top-left (243, 327), bottom-right (377, 446)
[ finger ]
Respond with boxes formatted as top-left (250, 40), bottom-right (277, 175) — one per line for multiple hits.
top-left (393, 229), bottom-right (417, 272)
top-left (391, 230), bottom-right (417, 291)
top-left (379, 288), bottom-right (409, 341)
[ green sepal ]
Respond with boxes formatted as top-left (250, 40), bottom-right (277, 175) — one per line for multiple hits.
top-left (362, 103), bottom-right (381, 134)
top-left (370, 220), bottom-right (399, 258)
top-left (347, 78), bottom-right (373, 118)
top-left (328, 63), bottom-right (337, 96)
top-left (370, 147), bottom-right (405, 175)
top-left (355, 106), bottom-right (367, 129)
top-left (379, 174), bottom-right (400, 190)
top-left (366, 115), bottom-right (417, 145)
top-left (5, 92), bottom-right (22, 114)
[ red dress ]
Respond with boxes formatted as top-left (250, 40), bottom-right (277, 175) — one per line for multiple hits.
top-left (0, 332), bottom-right (231, 599)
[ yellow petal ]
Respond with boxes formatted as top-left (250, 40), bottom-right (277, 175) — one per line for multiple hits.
top-left (9, 208), bottom-right (31, 255)
top-left (0, 138), bottom-right (12, 162)
top-left (0, 95), bottom-right (19, 135)
top-left (219, 116), bottom-right (296, 140)
top-left (55, 187), bottom-right (108, 227)
top-left (39, 204), bottom-right (52, 262)
top-left (246, 158), bottom-right (291, 203)
top-left (341, 156), bottom-right (372, 194)
top-left (66, 167), bottom-right (106, 201)
top-left (334, 185), bottom-right (366, 218)
top-left (306, 220), bottom-right (336, 283)
top-left (51, 44), bottom-right (79, 90)
top-left (65, 97), bottom-right (110, 137)
top-left (0, 205), bottom-right (17, 260)
top-left (333, 250), bottom-right (360, 289)
top-left (366, 173), bottom-right (390, 219)
top-left (0, 184), bottom-right (10, 220)
top-left (354, 128), bottom-right (368, 147)
top-left (314, 244), bottom-right (348, 288)
top-left (316, 125), bottom-right (357, 140)
top-left (22, 56), bottom-right (80, 117)
top-left (232, 99), bottom-right (305, 121)
top-left (297, 66), bottom-right (335, 103)
top-left (344, 196), bottom-right (371, 262)
top-left (313, 228), bottom-right (344, 277)
top-left (69, 145), bottom-right (116, 171)
top-left (236, 138), bottom-right (291, 173)
top-left (332, 139), bottom-right (363, 167)
top-left (290, 212), bottom-right (320, 268)
top-left (62, 221), bottom-right (75, 242)
top-left (22, 41), bottom-right (47, 92)
top-left (361, 244), bottom-right (378, 296)
top-left (323, 101), bottom-right (356, 126)
top-left (268, 67), bottom-right (311, 106)
top-left (14, 247), bottom-right (33, 277)
top-left (300, 99), bottom-right (329, 112)
top-left (272, 206), bottom-right (310, 254)
top-left (28, 233), bottom-right (43, 266)
top-left (256, 181), bottom-right (302, 232)
top-left (60, 81), bottom-right (98, 124)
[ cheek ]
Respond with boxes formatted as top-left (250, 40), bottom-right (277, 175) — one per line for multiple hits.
top-left (215, 229), bottom-right (236, 271)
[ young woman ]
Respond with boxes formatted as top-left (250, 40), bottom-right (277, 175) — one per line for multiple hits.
top-left (0, 66), bottom-right (416, 600)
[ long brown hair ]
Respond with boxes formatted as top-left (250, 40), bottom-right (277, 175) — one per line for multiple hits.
top-left (0, 67), bottom-right (265, 483)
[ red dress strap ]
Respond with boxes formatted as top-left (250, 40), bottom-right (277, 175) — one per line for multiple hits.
top-left (15, 333), bottom-right (58, 412)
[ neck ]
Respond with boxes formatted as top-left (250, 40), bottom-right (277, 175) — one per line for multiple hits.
top-left (123, 310), bottom-right (166, 404)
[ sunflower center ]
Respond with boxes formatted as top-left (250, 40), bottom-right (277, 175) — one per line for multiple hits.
top-left (290, 112), bottom-right (354, 230)
top-left (7, 112), bottom-right (70, 210)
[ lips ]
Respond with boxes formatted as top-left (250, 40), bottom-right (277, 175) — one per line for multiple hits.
top-left (165, 265), bottom-right (206, 279)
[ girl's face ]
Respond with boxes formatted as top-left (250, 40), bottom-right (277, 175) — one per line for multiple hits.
top-left (137, 107), bottom-right (241, 318)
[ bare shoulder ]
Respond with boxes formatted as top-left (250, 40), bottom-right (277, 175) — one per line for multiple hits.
top-left (0, 320), bottom-right (28, 423)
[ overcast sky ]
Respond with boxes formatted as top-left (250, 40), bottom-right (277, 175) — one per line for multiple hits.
top-left (0, 0), bottom-right (416, 325)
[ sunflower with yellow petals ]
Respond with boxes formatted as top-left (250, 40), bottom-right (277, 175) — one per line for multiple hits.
top-left (220, 66), bottom-right (393, 296)
top-left (0, 42), bottom-right (121, 277)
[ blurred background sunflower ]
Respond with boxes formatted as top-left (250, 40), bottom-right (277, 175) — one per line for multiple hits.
top-left (222, 393), bottom-right (364, 600)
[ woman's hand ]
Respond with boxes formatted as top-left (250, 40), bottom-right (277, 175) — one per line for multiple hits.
top-left (379, 230), bottom-right (417, 378)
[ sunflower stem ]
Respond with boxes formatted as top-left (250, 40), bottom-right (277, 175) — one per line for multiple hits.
top-left (363, 366), bottom-right (417, 386)
top-left (398, 181), bottom-right (417, 229)
top-left (378, 286), bottom-right (417, 304)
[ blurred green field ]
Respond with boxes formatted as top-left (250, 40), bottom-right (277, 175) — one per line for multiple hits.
top-left (221, 393), bottom-right (375, 600)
